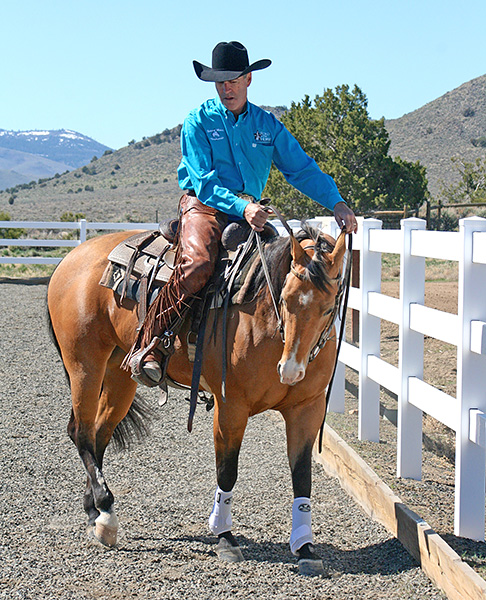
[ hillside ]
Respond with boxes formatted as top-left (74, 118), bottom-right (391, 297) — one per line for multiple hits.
top-left (3, 79), bottom-right (486, 223)
top-left (0, 146), bottom-right (72, 191)
top-left (0, 128), bottom-right (183, 223)
top-left (0, 129), bottom-right (112, 191)
top-left (386, 74), bottom-right (486, 199)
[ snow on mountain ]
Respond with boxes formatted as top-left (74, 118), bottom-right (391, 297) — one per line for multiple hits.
top-left (0, 129), bottom-right (112, 169)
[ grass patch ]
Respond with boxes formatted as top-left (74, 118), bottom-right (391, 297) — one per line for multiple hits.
top-left (0, 247), bottom-right (69, 279)
top-left (381, 254), bottom-right (457, 283)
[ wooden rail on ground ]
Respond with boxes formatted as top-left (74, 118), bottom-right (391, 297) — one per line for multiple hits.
top-left (315, 427), bottom-right (486, 600)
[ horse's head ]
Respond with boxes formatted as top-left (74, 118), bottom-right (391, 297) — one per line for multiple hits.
top-left (277, 228), bottom-right (348, 386)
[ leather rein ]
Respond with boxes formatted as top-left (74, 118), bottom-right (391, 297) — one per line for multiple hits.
top-left (263, 205), bottom-right (352, 364)
top-left (260, 206), bottom-right (353, 452)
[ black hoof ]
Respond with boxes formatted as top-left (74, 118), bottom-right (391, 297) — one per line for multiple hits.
top-left (216, 531), bottom-right (244, 563)
top-left (296, 543), bottom-right (326, 576)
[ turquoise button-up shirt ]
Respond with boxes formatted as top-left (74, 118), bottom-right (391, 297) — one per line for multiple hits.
top-left (177, 98), bottom-right (344, 219)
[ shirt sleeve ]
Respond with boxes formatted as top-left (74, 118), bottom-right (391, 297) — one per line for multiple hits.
top-left (271, 120), bottom-right (344, 211)
top-left (179, 115), bottom-right (249, 218)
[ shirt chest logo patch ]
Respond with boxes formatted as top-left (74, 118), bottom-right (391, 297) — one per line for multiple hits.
top-left (254, 130), bottom-right (272, 143)
top-left (207, 128), bottom-right (225, 141)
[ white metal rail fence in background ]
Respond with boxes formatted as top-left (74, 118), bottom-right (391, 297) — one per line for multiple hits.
top-left (2, 216), bottom-right (486, 541)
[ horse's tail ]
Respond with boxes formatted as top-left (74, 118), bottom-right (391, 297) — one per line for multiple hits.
top-left (111, 392), bottom-right (156, 451)
top-left (46, 293), bottom-right (155, 452)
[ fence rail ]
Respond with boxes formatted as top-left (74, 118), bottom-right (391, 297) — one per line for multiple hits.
top-left (2, 216), bottom-right (486, 541)
top-left (324, 216), bottom-right (486, 541)
top-left (0, 220), bottom-right (159, 265)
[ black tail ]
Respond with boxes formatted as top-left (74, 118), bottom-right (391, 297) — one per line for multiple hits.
top-left (111, 393), bottom-right (156, 451)
top-left (46, 290), bottom-right (155, 452)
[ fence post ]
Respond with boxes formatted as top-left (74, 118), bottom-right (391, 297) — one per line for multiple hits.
top-left (351, 249), bottom-right (360, 343)
top-left (397, 218), bottom-right (426, 479)
top-left (455, 216), bottom-right (486, 540)
top-left (358, 219), bottom-right (382, 441)
top-left (79, 219), bottom-right (87, 243)
top-left (327, 220), bottom-right (345, 413)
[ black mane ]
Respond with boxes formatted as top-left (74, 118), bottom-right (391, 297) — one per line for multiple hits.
top-left (240, 222), bottom-right (335, 303)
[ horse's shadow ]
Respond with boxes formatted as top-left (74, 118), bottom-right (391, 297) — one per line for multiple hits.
top-left (119, 533), bottom-right (419, 576)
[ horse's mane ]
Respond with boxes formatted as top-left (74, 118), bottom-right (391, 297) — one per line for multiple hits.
top-left (240, 222), bottom-right (335, 303)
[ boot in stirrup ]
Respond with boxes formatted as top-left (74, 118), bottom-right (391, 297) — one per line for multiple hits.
top-left (129, 330), bottom-right (175, 387)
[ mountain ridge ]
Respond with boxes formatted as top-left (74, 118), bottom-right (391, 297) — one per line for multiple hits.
top-left (0, 129), bottom-right (112, 191)
top-left (1, 77), bottom-right (485, 221)
top-left (385, 73), bottom-right (486, 198)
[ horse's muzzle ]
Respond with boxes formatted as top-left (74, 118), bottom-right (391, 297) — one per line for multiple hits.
top-left (277, 359), bottom-right (306, 386)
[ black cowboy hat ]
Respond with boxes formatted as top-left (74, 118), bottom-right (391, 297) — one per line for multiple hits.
top-left (193, 41), bottom-right (271, 83)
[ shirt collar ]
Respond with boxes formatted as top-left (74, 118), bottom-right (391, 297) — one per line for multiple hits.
top-left (214, 97), bottom-right (250, 123)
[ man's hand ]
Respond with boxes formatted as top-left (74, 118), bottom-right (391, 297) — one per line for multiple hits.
top-left (333, 201), bottom-right (358, 233)
top-left (244, 202), bottom-right (269, 232)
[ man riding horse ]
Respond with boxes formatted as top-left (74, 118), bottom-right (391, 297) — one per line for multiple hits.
top-left (127, 40), bottom-right (358, 387)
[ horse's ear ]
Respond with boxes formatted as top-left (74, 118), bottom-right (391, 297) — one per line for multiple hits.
top-left (290, 233), bottom-right (307, 264)
top-left (327, 230), bottom-right (347, 277)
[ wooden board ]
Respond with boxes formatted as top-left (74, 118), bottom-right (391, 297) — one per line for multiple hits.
top-left (315, 426), bottom-right (486, 600)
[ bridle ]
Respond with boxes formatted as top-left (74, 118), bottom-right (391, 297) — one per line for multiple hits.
top-left (259, 205), bottom-right (352, 364)
top-left (258, 206), bottom-right (353, 452)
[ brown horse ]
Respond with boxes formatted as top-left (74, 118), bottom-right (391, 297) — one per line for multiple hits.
top-left (47, 222), bottom-right (347, 575)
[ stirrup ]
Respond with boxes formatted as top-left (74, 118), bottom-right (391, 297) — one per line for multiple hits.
top-left (129, 348), bottom-right (161, 387)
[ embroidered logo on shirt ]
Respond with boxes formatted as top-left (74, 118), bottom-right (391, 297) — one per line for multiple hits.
top-left (207, 128), bottom-right (225, 141)
top-left (254, 130), bottom-right (271, 143)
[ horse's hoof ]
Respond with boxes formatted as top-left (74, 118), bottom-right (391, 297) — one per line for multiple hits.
top-left (93, 510), bottom-right (118, 547)
top-left (298, 558), bottom-right (326, 576)
top-left (297, 543), bottom-right (326, 577)
top-left (216, 536), bottom-right (244, 563)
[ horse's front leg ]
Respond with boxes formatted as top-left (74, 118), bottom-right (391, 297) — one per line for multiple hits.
top-left (281, 398), bottom-right (327, 576)
top-left (210, 401), bottom-right (248, 563)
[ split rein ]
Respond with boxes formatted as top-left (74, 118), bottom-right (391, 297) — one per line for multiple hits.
top-left (261, 205), bottom-right (353, 452)
top-left (189, 204), bottom-right (353, 435)
top-left (261, 205), bottom-right (352, 363)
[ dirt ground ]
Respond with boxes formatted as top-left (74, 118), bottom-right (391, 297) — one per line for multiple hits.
top-left (327, 278), bottom-right (486, 578)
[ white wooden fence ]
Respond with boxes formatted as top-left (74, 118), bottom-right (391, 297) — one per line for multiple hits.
top-left (2, 216), bottom-right (486, 541)
top-left (0, 219), bottom-right (159, 265)
top-left (323, 216), bottom-right (486, 542)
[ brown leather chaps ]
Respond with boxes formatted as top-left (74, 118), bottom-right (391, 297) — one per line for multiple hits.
top-left (139, 192), bottom-right (228, 350)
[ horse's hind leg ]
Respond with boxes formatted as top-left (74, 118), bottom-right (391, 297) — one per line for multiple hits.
top-left (68, 346), bottom-right (137, 546)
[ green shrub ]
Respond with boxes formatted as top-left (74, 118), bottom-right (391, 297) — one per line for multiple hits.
top-left (0, 212), bottom-right (25, 239)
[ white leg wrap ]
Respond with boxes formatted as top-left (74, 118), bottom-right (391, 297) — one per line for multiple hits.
top-left (290, 497), bottom-right (313, 555)
top-left (208, 486), bottom-right (233, 535)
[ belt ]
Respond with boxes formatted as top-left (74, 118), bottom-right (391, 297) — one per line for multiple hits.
top-left (184, 190), bottom-right (256, 203)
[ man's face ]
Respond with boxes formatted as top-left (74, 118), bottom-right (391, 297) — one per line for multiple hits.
top-left (215, 73), bottom-right (252, 117)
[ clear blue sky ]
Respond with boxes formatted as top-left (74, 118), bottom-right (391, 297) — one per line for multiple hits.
top-left (2, 0), bottom-right (485, 150)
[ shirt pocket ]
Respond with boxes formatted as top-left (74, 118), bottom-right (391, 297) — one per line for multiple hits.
top-left (251, 142), bottom-right (274, 163)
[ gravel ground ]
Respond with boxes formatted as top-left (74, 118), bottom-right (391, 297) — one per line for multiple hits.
top-left (0, 281), bottom-right (446, 600)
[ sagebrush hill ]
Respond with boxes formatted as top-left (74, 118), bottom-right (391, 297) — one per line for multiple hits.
top-left (386, 74), bottom-right (486, 198)
top-left (1, 75), bottom-right (485, 222)
top-left (0, 128), bottom-right (183, 223)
